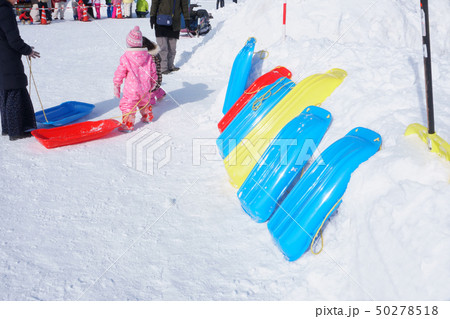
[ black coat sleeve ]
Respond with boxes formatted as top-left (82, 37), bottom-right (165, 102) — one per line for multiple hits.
top-left (0, 6), bottom-right (32, 56)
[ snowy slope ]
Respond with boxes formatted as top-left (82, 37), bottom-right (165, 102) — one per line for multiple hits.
top-left (1, 0), bottom-right (450, 300)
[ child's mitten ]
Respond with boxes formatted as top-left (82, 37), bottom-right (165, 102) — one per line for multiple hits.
top-left (114, 85), bottom-right (121, 98)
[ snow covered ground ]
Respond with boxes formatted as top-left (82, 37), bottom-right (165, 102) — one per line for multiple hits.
top-left (1, 0), bottom-right (450, 300)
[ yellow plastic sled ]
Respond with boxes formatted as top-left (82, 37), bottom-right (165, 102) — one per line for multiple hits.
top-left (224, 68), bottom-right (347, 188)
top-left (405, 123), bottom-right (450, 161)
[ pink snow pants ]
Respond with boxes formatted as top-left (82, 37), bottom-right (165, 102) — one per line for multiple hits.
top-left (119, 92), bottom-right (152, 116)
top-left (95, 3), bottom-right (100, 18)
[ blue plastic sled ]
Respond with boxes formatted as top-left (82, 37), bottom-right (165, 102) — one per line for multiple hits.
top-left (217, 77), bottom-right (295, 159)
top-left (237, 106), bottom-right (332, 223)
top-left (222, 37), bottom-right (256, 114)
top-left (268, 127), bottom-right (382, 261)
top-left (35, 101), bottom-right (95, 126)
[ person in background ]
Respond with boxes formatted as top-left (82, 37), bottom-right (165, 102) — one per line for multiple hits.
top-left (0, 0), bottom-right (40, 141)
top-left (71, 0), bottom-right (78, 19)
top-left (105, 0), bottom-right (112, 18)
top-left (52, 0), bottom-right (67, 20)
top-left (113, 26), bottom-right (157, 132)
top-left (38, 0), bottom-right (52, 22)
top-left (29, 2), bottom-right (40, 21)
top-left (150, 0), bottom-right (189, 74)
top-left (76, 0), bottom-right (85, 20)
top-left (111, 0), bottom-right (121, 18)
top-left (92, 0), bottom-right (100, 18)
top-left (122, 0), bottom-right (132, 18)
top-left (19, 10), bottom-right (33, 23)
top-left (84, 0), bottom-right (93, 18)
top-left (135, 0), bottom-right (148, 18)
top-left (216, 0), bottom-right (236, 9)
top-left (46, 0), bottom-right (53, 20)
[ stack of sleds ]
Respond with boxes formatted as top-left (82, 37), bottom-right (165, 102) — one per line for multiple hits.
top-left (218, 38), bottom-right (382, 261)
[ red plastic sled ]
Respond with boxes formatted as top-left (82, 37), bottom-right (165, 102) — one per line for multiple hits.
top-left (217, 66), bottom-right (292, 133)
top-left (32, 119), bottom-right (121, 149)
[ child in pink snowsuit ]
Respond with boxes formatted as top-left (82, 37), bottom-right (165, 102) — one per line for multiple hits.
top-left (113, 26), bottom-right (157, 132)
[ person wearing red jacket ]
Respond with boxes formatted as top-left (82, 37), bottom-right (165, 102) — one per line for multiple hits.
top-left (19, 10), bottom-right (33, 24)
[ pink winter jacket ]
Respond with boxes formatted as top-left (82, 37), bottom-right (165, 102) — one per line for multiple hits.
top-left (113, 48), bottom-right (157, 104)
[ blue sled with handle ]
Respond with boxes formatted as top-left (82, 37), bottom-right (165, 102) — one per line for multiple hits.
top-left (217, 77), bottom-right (295, 159)
top-left (268, 127), bottom-right (382, 261)
top-left (237, 106), bottom-right (332, 223)
top-left (35, 101), bottom-right (95, 126)
top-left (222, 37), bottom-right (256, 114)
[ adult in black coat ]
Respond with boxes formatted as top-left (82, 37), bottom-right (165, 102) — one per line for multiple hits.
top-left (0, 0), bottom-right (40, 140)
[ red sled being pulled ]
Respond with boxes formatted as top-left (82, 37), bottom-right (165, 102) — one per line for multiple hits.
top-left (31, 119), bottom-right (120, 149)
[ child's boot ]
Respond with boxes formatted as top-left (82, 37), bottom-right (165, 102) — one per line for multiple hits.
top-left (140, 105), bottom-right (154, 123)
top-left (157, 93), bottom-right (166, 101)
top-left (154, 88), bottom-right (166, 102)
top-left (119, 113), bottom-right (135, 132)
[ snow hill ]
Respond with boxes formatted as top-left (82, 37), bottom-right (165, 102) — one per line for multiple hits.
top-left (1, 0), bottom-right (450, 300)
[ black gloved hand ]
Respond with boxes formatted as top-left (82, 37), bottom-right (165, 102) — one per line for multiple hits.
top-left (28, 47), bottom-right (40, 59)
top-left (150, 16), bottom-right (156, 29)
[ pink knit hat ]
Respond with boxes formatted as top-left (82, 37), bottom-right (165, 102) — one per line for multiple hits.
top-left (126, 26), bottom-right (143, 48)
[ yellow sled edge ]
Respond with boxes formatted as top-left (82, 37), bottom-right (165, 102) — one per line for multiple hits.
top-left (405, 123), bottom-right (450, 162)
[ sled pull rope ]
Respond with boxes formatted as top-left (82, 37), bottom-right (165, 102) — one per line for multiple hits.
top-left (245, 84), bottom-right (268, 95)
top-left (310, 197), bottom-right (342, 255)
top-left (252, 78), bottom-right (291, 111)
top-left (26, 57), bottom-right (48, 123)
top-left (110, 95), bottom-right (148, 122)
top-left (28, 57), bottom-right (31, 94)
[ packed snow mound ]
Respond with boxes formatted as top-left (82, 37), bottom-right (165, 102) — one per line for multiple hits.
top-left (192, 0), bottom-right (450, 299)
top-left (189, 0), bottom-right (450, 76)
